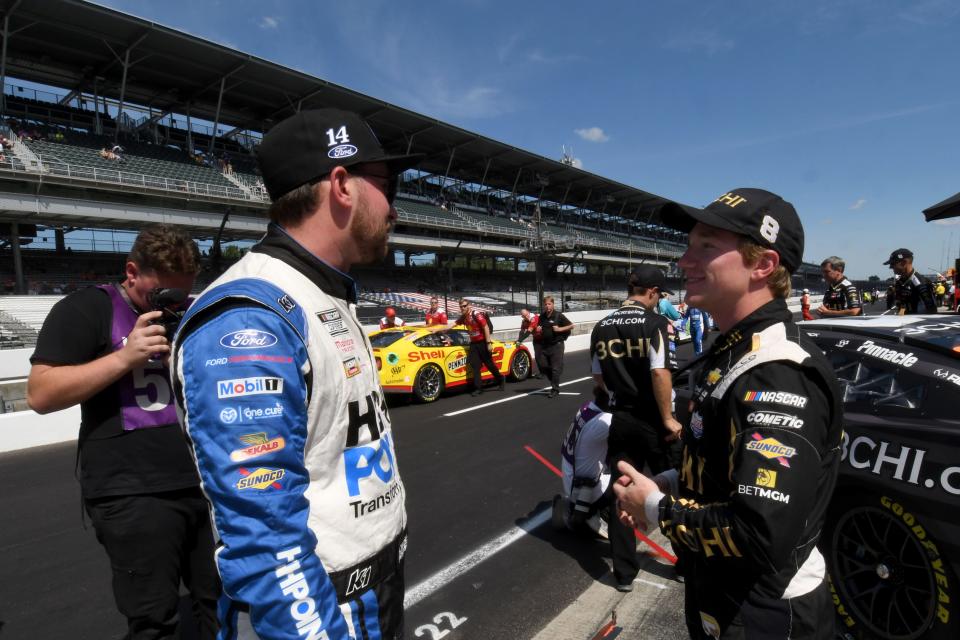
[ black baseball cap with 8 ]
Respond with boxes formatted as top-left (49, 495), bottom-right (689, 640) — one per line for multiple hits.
top-left (629, 264), bottom-right (673, 294)
top-left (255, 108), bottom-right (424, 201)
top-left (883, 248), bottom-right (913, 265)
top-left (659, 188), bottom-right (805, 272)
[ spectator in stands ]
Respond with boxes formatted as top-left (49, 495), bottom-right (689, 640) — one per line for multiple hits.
top-left (111, 144), bottom-right (124, 162)
top-left (424, 296), bottom-right (448, 326)
top-left (537, 296), bottom-right (574, 397)
top-left (457, 297), bottom-right (505, 396)
top-left (516, 307), bottom-right (543, 378)
top-left (26, 224), bottom-right (219, 638)
top-left (379, 305), bottom-right (406, 329)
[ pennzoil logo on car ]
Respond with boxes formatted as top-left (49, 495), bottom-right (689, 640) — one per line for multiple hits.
top-left (746, 433), bottom-right (796, 467)
top-left (230, 433), bottom-right (285, 462)
top-left (446, 354), bottom-right (467, 374)
top-left (236, 467), bottom-right (285, 490)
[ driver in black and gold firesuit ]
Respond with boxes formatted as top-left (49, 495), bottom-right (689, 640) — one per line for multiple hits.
top-left (614, 189), bottom-right (843, 640)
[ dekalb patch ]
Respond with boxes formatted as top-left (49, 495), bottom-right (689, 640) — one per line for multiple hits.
top-left (230, 433), bottom-right (285, 462)
top-left (236, 467), bottom-right (285, 490)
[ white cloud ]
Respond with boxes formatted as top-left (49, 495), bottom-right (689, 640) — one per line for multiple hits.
top-left (575, 127), bottom-right (609, 143)
top-left (932, 217), bottom-right (960, 226)
top-left (571, 157), bottom-right (583, 169)
top-left (849, 198), bottom-right (867, 210)
top-left (663, 29), bottom-right (734, 55)
top-left (259, 16), bottom-right (279, 30)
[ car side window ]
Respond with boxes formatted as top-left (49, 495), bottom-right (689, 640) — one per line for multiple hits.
top-left (414, 333), bottom-right (446, 348)
top-left (827, 349), bottom-right (926, 415)
top-left (450, 330), bottom-right (471, 347)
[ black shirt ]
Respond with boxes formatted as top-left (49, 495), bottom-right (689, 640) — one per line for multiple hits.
top-left (30, 286), bottom-right (200, 498)
top-left (894, 271), bottom-right (937, 314)
top-left (590, 300), bottom-right (677, 417)
top-left (822, 278), bottom-right (862, 313)
top-left (537, 309), bottom-right (572, 346)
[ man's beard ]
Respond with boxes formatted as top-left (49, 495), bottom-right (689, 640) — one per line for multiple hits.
top-left (350, 195), bottom-right (392, 265)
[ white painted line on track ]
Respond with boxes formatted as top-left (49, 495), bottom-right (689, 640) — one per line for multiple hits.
top-left (442, 376), bottom-right (593, 417)
top-left (634, 577), bottom-right (667, 590)
top-left (404, 507), bottom-right (552, 609)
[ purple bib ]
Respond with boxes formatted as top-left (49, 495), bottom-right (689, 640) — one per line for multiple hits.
top-left (99, 284), bottom-right (177, 431)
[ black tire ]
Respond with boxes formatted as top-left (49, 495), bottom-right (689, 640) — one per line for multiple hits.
top-left (412, 364), bottom-right (444, 403)
top-left (509, 349), bottom-right (532, 382)
top-left (824, 492), bottom-right (958, 640)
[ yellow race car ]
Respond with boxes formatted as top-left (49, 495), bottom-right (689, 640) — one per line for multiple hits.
top-left (370, 325), bottom-right (533, 402)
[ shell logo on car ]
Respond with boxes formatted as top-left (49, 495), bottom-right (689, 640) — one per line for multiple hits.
top-left (369, 324), bottom-right (531, 403)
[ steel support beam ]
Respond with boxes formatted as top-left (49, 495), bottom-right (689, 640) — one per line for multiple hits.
top-left (208, 77), bottom-right (226, 154)
top-left (0, 1), bottom-right (21, 118)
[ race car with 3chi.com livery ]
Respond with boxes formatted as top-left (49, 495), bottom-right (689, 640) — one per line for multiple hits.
top-left (798, 315), bottom-right (960, 640)
top-left (370, 325), bottom-right (532, 402)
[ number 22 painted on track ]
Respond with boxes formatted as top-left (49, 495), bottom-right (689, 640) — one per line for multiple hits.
top-left (414, 611), bottom-right (468, 639)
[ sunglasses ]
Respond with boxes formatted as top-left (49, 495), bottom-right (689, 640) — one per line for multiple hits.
top-left (348, 167), bottom-right (398, 205)
top-left (317, 167), bottom-right (399, 204)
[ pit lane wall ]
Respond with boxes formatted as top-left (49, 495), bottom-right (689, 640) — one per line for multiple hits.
top-left (0, 299), bottom-right (803, 454)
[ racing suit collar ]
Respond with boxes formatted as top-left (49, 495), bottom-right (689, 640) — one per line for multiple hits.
top-left (710, 298), bottom-right (792, 356)
top-left (252, 223), bottom-right (359, 303)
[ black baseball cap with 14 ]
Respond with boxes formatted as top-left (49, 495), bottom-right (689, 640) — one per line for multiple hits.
top-left (658, 188), bottom-right (805, 272)
top-left (255, 108), bottom-right (424, 201)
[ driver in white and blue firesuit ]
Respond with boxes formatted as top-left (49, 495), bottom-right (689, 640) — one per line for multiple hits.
top-left (556, 385), bottom-right (613, 536)
top-left (172, 109), bottom-right (423, 640)
top-left (682, 302), bottom-right (711, 356)
top-left (614, 189), bottom-right (843, 640)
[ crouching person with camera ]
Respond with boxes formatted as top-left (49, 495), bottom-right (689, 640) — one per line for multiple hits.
top-left (27, 224), bottom-right (219, 639)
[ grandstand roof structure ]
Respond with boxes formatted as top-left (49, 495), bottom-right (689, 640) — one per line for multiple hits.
top-left (0, 0), bottom-right (684, 224)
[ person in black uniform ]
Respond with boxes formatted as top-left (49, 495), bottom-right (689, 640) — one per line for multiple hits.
top-left (590, 264), bottom-right (681, 591)
top-left (884, 248), bottom-right (937, 314)
top-left (816, 255), bottom-right (862, 317)
top-left (614, 189), bottom-right (843, 639)
top-left (26, 225), bottom-right (219, 639)
top-left (538, 296), bottom-right (573, 397)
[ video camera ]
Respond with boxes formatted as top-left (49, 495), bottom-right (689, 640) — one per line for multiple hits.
top-left (147, 287), bottom-right (188, 339)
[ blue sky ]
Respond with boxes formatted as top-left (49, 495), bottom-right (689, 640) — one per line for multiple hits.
top-left (94, 0), bottom-right (960, 279)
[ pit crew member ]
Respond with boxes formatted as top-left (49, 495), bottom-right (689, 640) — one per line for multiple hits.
top-left (884, 247), bottom-right (938, 314)
top-left (424, 296), bottom-right (447, 326)
top-left (455, 298), bottom-right (504, 396)
top-left (817, 256), bottom-right (862, 317)
top-left (379, 306), bottom-right (405, 329)
top-left (590, 264), bottom-right (681, 591)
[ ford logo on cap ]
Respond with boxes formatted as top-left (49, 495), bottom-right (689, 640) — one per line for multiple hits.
top-left (220, 329), bottom-right (278, 349)
top-left (328, 144), bottom-right (358, 159)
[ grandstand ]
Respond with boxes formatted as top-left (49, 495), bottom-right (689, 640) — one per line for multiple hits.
top-left (0, 0), bottom-right (828, 353)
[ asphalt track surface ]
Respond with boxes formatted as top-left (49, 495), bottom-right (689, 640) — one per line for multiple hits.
top-left (0, 344), bottom-right (707, 639)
